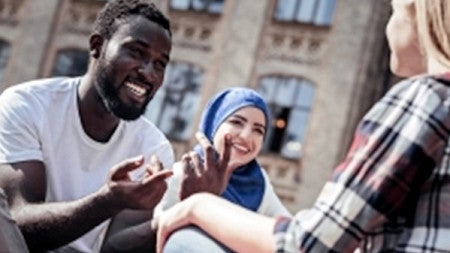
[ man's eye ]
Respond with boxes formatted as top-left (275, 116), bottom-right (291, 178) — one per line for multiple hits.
top-left (129, 47), bottom-right (144, 58)
top-left (155, 61), bottom-right (167, 70)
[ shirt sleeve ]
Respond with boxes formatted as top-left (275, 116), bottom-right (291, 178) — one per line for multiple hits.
top-left (274, 77), bottom-right (450, 252)
top-left (258, 168), bottom-right (292, 217)
top-left (0, 88), bottom-right (43, 163)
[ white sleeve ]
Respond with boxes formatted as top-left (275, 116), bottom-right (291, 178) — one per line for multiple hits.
top-left (0, 88), bottom-right (43, 163)
top-left (145, 139), bottom-right (175, 171)
top-left (153, 162), bottom-right (183, 218)
top-left (257, 168), bottom-right (292, 217)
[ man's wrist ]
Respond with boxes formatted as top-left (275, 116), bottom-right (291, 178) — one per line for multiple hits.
top-left (93, 185), bottom-right (122, 216)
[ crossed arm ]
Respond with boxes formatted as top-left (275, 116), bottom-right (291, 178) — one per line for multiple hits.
top-left (156, 193), bottom-right (276, 253)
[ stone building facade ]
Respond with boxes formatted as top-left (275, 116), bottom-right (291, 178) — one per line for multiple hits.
top-left (0, 0), bottom-right (394, 212)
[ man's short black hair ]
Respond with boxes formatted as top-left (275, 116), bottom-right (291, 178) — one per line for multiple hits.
top-left (93, 0), bottom-right (171, 39)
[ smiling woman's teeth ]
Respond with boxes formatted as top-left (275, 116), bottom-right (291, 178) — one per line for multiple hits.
top-left (125, 82), bottom-right (146, 97)
top-left (233, 143), bottom-right (249, 153)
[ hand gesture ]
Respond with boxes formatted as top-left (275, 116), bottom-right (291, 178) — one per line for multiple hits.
top-left (106, 155), bottom-right (173, 211)
top-left (178, 132), bottom-right (232, 200)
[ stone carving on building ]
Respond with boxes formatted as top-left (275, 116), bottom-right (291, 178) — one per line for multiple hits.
top-left (263, 24), bottom-right (329, 66)
top-left (0, 0), bottom-right (24, 26)
top-left (61, 0), bottom-right (104, 35)
top-left (169, 12), bottom-right (215, 52)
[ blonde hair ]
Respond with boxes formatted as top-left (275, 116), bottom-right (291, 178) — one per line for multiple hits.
top-left (414, 0), bottom-right (450, 67)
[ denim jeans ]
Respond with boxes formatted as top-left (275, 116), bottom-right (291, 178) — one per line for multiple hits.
top-left (163, 225), bottom-right (233, 253)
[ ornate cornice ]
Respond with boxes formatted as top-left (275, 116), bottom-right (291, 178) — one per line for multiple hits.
top-left (262, 24), bottom-right (330, 66)
top-left (0, 0), bottom-right (25, 26)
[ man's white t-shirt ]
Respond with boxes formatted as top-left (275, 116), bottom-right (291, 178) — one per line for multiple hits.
top-left (0, 77), bottom-right (174, 252)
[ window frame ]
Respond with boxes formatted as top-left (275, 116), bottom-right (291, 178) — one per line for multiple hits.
top-left (273, 0), bottom-right (336, 26)
top-left (257, 75), bottom-right (316, 160)
top-left (51, 48), bottom-right (89, 77)
top-left (145, 61), bottom-right (204, 141)
top-left (169, 0), bottom-right (224, 14)
top-left (0, 39), bottom-right (11, 86)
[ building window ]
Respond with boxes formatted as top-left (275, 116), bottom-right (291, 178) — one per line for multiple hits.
top-left (170, 0), bottom-right (224, 13)
top-left (274, 0), bottom-right (336, 26)
top-left (145, 62), bottom-right (204, 141)
top-left (257, 76), bottom-right (315, 159)
top-left (0, 40), bottom-right (10, 85)
top-left (51, 49), bottom-right (89, 77)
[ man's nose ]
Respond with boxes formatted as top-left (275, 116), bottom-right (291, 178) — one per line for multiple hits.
top-left (138, 61), bottom-right (157, 83)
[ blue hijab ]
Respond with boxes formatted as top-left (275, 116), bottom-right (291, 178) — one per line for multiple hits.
top-left (193, 87), bottom-right (270, 211)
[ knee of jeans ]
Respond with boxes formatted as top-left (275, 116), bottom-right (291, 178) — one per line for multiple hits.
top-left (164, 227), bottom-right (200, 251)
top-left (163, 226), bottom-right (231, 253)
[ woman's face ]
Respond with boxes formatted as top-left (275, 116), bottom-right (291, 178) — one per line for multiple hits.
top-left (213, 106), bottom-right (266, 171)
top-left (386, 0), bottom-right (425, 77)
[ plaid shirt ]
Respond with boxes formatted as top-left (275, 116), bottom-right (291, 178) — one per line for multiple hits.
top-left (274, 74), bottom-right (450, 252)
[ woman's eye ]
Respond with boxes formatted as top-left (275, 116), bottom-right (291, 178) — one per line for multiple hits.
top-left (254, 128), bottom-right (265, 135)
top-left (228, 120), bottom-right (243, 126)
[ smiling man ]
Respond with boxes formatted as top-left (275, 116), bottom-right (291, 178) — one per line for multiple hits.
top-left (0, 1), bottom-right (174, 252)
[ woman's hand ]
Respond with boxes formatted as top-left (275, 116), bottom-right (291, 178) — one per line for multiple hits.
top-left (155, 194), bottom-right (202, 253)
top-left (155, 193), bottom-right (277, 253)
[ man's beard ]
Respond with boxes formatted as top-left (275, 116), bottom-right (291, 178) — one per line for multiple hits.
top-left (95, 61), bottom-right (149, 121)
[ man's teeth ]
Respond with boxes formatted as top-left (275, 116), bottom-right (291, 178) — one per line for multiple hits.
top-left (126, 82), bottom-right (146, 96)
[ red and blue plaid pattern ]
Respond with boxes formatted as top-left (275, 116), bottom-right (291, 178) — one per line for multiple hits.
top-left (274, 75), bottom-right (450, 252)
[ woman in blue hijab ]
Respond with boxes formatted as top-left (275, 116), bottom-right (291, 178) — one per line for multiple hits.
top-left (152, 87), bottom-right (290, 253)
top-left (155, 87), bottom-right (290, 216)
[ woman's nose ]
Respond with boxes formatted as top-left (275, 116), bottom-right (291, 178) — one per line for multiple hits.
top-left (238, 127), bottom-right (252, 139)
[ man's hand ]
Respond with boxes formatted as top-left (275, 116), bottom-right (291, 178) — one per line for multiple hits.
top-left (178, 132), bottom-right (232, 200)
top-left (107, 155), bottom-right (173, 210)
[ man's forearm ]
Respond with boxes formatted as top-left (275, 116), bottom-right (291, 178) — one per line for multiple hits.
top-left (13, 187), bottom-right (118, 251)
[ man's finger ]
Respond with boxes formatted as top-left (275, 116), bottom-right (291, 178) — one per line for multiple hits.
top-left (196, 132), bottom-right (218, 170)
top-left (218, 134), bottom-right (232, 170)
top-left (189, 151), bottom-right (203, 175)
top-left (142, 170), bottom-right (173, 185)
top-left (110, 155), bottom-right (145, 181)
top-left (181, 155), bottom-right (195, 176)
top-left (150, 155), bottom-right (163, 174)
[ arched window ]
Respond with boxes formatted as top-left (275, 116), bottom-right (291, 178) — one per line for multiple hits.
top-left (145, 62), bottom-right (204, 141)
top-left (274, 0), bottom-right (336, 26)
top-left (170, 0), bottom-right (224, 13)
top-left (0, 40), bottom-right (11, 85)
top-left (257, 76), bottom-right (315, 159)
top-left (51, 49), bottom-right (89, 77)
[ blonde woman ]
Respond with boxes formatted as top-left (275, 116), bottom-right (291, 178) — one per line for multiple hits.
top-left (156, 0), bottom-right (450, 252)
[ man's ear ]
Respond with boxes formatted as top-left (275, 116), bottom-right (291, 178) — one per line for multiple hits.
top-left (89, 34), bottom-right (103, 58)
